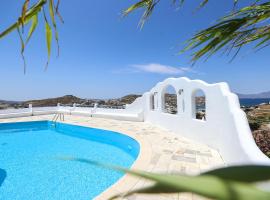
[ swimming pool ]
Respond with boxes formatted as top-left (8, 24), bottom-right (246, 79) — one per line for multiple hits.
top-left (0, 121), bottom-right (140, 200)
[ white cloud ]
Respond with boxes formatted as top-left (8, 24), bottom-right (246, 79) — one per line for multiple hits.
top-left (131, 63), bottom-right (192, 75)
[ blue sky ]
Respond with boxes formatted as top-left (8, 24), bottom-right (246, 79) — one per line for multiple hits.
top-left (0, 0), bottom-right (269, 101)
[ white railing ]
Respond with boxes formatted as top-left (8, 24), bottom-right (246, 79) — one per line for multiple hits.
top-left (33, 106), bottom-right (58, 111)
top-left (0, 103), bottom-right (144, 122)
top-left (0, 108), bottom-right (30, 114)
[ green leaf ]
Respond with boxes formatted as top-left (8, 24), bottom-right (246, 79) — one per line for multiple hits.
top-left (181, 2), bottom-right (270, 63)
top-left (55, 0), bottom-right (64, 23)
top-left (17, 28), bottom-right (25, 55)
top-left (202, 165), bottom-right (270, 183)
top-left (60, 157), bottom-right (270, 200)
top-left (21, 0), bottom-right (30, 32)
top-left (45, 19), bottom-right (52, 70)
top-left (194, 0), bottom-right (209, 12)
top-left (26, 14), bottom-right (38, 44)
top-left (16, 27), bottom-right (26, 74)
top-left (110, 170), bottom-right (270, 200)
top-left (0, 0), bottom-right (46, 39)
top-left (49, 0), bottom-right (55, 24)
top-left (123, 0), bottom-right (265, 63)
top-left (124, 0), bottom-right (151, 15)
top-left (123, 0), bottom-right (235, 28)
top-left (124, 0), bottom-right (156, 28)
top-left (49, 0), bottom-right (60, 56)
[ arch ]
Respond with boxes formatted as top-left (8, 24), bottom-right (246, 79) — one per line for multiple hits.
top-left (162, 85), bottom-right (178, 114)
top-left (192, 89), bottom-right (206, 120)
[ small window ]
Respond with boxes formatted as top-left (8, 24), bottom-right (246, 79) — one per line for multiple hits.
top-left (163, 85), bottom-right (178, 114)
top-left (193, 89), bottom-right (206, 120)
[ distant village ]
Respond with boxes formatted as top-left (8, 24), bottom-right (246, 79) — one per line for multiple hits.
top-left (0, 95), bottom-right (141, 110)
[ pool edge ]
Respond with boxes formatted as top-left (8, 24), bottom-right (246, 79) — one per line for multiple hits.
top-left (0, 119), bottom-right (152, 200)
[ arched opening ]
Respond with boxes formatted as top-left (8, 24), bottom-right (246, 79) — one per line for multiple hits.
top-left (163, 85), bottom-right (178, 114)
top-left (193, 89), bottom-right (206, 120)
top-left (150, 92), bottom-right (158, 110)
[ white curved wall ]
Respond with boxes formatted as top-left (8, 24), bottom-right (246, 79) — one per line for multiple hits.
top-left (133, 77), bottom-right (269, 165)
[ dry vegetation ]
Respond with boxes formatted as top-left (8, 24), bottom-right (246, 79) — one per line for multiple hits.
top-left (243, 104), bottom-right (270, 157)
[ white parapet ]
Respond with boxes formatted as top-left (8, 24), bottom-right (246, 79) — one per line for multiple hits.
top-left (132, 77), bottom-right (269, 165)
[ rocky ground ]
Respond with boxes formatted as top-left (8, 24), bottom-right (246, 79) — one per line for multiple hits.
top-left (243, 104), bottom-right (270, 157)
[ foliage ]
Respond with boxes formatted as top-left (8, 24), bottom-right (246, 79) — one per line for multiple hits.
top-left (248, 115), bottom-right (270, 130)
top-left (253, 129), bottom-right (270, 158)
top-left (246, 109), bottom-right (270, 131)
top-left (60, 157), bottom-right (270, 200)
top-left (123, 0), bottom-right (217, 27)
top-left (124, 0), bottom-right (270, 63)
top-left (1, 0), bottom-right (270, 71)
top-left (0, 0), bottom-right (63, 73)
top-left (242, 105), bottom-right (270, 158)
top-left (249, 119), bottom-right (262, 131)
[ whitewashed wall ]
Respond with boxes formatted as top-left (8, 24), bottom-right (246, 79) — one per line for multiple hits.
top-left (135, 77), bottom-right (269, 165)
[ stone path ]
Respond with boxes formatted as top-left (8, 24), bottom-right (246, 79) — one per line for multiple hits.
top-left (0, 115), bottom-right (224, 200)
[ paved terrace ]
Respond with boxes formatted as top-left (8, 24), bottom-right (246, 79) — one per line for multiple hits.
top-left (0, 115), bottom-right (224, 200)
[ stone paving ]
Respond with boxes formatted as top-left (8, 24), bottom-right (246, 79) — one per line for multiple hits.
top-left (0, 115), bottom-right (224, 200)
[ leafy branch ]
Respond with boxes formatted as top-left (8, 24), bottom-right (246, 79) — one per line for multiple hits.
top-left (0, 0), bottom-right (63, 73)
top-left (60, 157), bottom-right (270, 200)
top-left (123, 0), bottom-right (240, 28)
top-left (1, 0), bottom-right (270, 71)
top-left (124, 0), bottom-right (270, 63)
top-left (183, 2), bottom-right (270, 63)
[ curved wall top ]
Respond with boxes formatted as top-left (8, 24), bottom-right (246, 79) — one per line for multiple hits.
top-left (129, 77), bottom-right (269, 165)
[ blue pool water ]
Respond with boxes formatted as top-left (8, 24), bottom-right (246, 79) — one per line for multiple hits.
top-left (0, 121), bottom-right (139, 200)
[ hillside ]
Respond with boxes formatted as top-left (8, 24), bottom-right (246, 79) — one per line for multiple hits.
top-left (23, 95), bottom-right (85, 107)
top-left (0, 100), bottom-right (22, 110)
top-left (20, 94), bottom-right (142, 107)
top-left (0, 100), bottom-right (21, 104)
top-left (238, 91), bottom-right (270, 99)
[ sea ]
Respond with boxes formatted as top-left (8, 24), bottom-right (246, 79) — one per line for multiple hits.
top-left (239, 98), bottom-right (270, 107)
